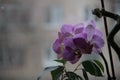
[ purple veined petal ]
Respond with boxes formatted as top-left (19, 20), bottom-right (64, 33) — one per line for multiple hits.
top-left (63, 37), bottom-right (75, 49)
top-left (61, 24), bottom-right (73, 34)
top-left (84, 21), bottom-right (95, 41)
top-left (63, 46), bottom-right (75, 61)
top-left (73, 37), bottom-right (88, 49)
top-left (74, 32), bottom-right (87, 41)
top-left (58, 32), bottom-right (72, 41)
top-left (73, 23), bottom-right (84, 34)
top-left (92, 34), bottom-right (104, 49)
top-left (63, 33), bottom-right (73, 39)
top-left (53, 39), bottom-right (62, 54)
top-left (95, 29), bottom-right (103, 37)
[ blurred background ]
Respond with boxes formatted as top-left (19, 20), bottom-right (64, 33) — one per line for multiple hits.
top-left (0, 0), bottom-right (120, 80)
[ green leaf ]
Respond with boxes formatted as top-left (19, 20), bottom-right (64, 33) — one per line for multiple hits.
top-left (82, 69), bottom-right (89, 80)
top-left (51, 66), bottom-right (64, 80)
top-left (93, 60), bottom-right (104, 73)
top-left (66, 72), bottom-right (83, 80)
top-left (82, 60), bottom-right (103, 76)
top-left (54, 59), bottom-right (66, 65)
top-left (37, 66), bottom-right (60, 80)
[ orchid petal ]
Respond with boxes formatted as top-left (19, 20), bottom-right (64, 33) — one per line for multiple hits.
top-left (92, 35), bottom-right (104, 49)
top-left (74, 33), bottom-right (87, 40)
top-left (61, 24), bottom-right (73, 34)
top-left (63, 46), bottom-right (75, 61)
top-left (73, 38), bottom-right (88, 49)
top-left (84, 21), bottom-right (95, 41)
top-left (53, 39), bottom-right (61, 53)
top-left (63, 37), bottom-right (75, 49)
top-left (58, 32), bottom-right (72, 41)
top-left (95, 29), bottom-right (103, 37)
top-left (74, 23), bottom-right (84, 34)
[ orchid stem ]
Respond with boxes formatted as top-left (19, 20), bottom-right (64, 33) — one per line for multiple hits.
top-left (73, 63), bottom-right (81, 72)
top-left (99, 52), bottom-right (112, 80)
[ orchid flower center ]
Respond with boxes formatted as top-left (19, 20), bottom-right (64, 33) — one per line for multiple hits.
top-left (83, 42), bottom-right (93, 54)
top-left (74, 49), bottom-right (81, 58)
top-left (60, 44), bottom-right (64, 52)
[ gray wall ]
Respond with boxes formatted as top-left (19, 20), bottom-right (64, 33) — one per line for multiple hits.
top-left (1, 0), bottom-right (120, 80)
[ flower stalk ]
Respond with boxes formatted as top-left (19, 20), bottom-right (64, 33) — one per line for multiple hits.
top-left (99, 52), bottom-right (112, 80)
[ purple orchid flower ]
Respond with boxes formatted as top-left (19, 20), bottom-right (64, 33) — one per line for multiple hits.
top-left (53, 23), bottom-right (84, 58)
top-left (73, 20), bottom-right (104, 54)
top-left (53, 20), bottom-right (104, 64)
top-left (63, 37), bottom-right (82, 64)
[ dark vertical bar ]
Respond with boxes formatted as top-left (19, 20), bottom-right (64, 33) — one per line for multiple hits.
top-left (101, 0), bottom-right (116, 80)
top-left (100, 53), bottom-right (111, 80)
